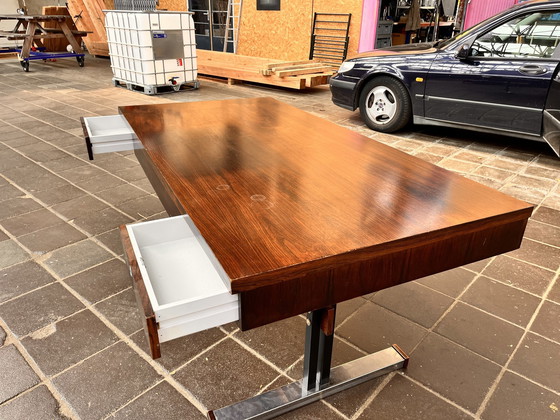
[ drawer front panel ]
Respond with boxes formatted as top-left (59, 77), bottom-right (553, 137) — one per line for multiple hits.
top-left (82, 115), bottom-right (143, 159)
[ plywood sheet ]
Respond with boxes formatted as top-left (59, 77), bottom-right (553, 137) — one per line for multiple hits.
top-left (237, 0), bottom-right (362, 62)
top-left (157, 0), bottom-right (187, 11)
top-left (67, 0), bottom-right (109, 56)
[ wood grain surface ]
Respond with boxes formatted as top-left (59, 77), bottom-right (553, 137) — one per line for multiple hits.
top-left (120, 97), bottom-right (533, 308)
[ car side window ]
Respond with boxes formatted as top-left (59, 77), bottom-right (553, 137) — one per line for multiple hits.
top-left (471, 11), bottom-right (560, 59)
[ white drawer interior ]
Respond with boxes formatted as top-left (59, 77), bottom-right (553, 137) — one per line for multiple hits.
top-left (84, 115), bottom-right (136, 143)
top-left (126, 215), bottom-right (238, 341)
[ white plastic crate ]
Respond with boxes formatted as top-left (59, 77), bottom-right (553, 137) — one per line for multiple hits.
top-left (105, 11), bottom-right (198, 93)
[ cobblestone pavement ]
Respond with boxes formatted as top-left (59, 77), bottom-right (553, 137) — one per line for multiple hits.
top-left (0, 55), bottom-right (558, 420)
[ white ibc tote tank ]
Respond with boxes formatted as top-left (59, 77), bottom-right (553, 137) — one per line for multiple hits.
top-left (105, 10), bottom-right (198, 94)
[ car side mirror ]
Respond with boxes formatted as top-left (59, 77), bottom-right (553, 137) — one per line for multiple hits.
top-left (456, 43), bottom-right (471, 59)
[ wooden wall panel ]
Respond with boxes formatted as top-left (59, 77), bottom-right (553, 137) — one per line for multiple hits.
top-left (238, 0), bottom-right (314, 61)
top-left (237, 0), bottom-right (363, 61)
top-left (157, 0), bottom-right (187, 11)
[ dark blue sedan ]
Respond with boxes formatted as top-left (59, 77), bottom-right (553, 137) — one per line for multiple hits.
top-left (330, 0), bottom-right (560, 156)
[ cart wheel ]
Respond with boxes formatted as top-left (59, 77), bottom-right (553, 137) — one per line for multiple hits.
top-left (21, 61), bottom-right (29, 72)
top-left (76, 56), bottom-right (85, 67)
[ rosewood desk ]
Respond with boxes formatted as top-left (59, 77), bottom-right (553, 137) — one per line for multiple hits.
top-left (113, 97), bottom-right (532, 419)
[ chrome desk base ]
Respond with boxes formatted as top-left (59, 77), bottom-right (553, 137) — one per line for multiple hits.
top-left (208, 307), bottom-right (409, 420)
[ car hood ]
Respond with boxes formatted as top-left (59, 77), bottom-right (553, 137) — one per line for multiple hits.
top-left (348, 42), bottom-right (438, 60)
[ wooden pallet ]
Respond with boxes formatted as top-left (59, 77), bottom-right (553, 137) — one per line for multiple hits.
top-left (197, 50), bottom-right (333, 90)
top-left (113, 78), bottom-right (199, 95)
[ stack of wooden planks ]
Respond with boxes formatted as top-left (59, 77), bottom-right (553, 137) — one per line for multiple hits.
top-left (66, 0), bottom-right (108, 56)
top-left (197, 50), bottom-right (333, 90)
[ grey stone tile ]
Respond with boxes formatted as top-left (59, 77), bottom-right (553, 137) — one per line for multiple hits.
top-left (71, 207), bottom-right (133, 236)
top-left (506, 333), bottom-right (560, 392)
top-left (32, 184), bottom-right (85, 206)
top-left (131, 326), bottom-right (226, 372)
top-left (0, 282), bottom-right (84, 337)
top-left (0, 149), bottom-right (30, 171)
top-left (507, 238), bottom-right (560, 271)
top-left (335, 297), bottom-right (367, 326)
top-left (406, 333), bottom-right (501, 412)
top-left (41, 156), bottom-right (85, 172)
top-left (115, 195), bottom-right (165, 220)
top-left (3, 164), bottom-right (68, 193)
top-left (96, 184), bottom-right (148, 206)
top-left (416, 267), bottom-right (476, 298)
top-left (532, 206), bottom-right (560, 227)
top-left (529, 300), bottom-right (560, 343)
top-left (95, 228), bottom-right (125, 256)
top-left (0, 240), bottom-right (29, 269)
top-left (524, 220), bottom-right (560, 247)
top-left (44, 239), bottom-right (113, 279)
top-left (482, 371), bottom-right (559, 420)
top-left (21, 310), bottom-right (118, 376)
top-left (65, 259), bottom-right (130, 304)
top-left (461, 276), bottom-right (541, 327)
top-left (0, 184), bottom-right (24, 202)
top-left (482, 255), bottom-right (554, 296)
top-left (76, 173), bottom-right (126, 193)
top-left (93, 154), bottom-right (139, 173)
top-left (0, 345), bottom-right (40, 404)
top-left (435, 303), bottom-right (524, 365)
top-left (0, 197), bottom-right (42, 220)
top-left (1, 208), bottom-right (65, 237)
top-left (114, 165), bottom-right (148, 182)
top-left (173, 338), bottom-right (280, 409)
top-left (95, 288), bottom-right (143, 335)
top-left (0, 261), bottom-right (55, 304)
top-left (234, 316), bottom-right (306, 370)
top-left (18, 223), bottom-right (86, 254)
top-left (0, 325), bottom-right (5, 346)
top-left (57, 165), bottom-right (106, 184)
top-left (111, 381), bottom-right (205, 419)
top-left (0, 230), bottom-right (7, 242)
top-left (53, 341), bottom-right (162, 420)
top-left (358, 374), bottom-right (473, 420)
top-left (17, 142), bottom-right (69, 163)
top-left (336, 302), bottom-right (427, 355)
top-left (371, 282), bottom-right (453, 328)
top-left (548, 279), bottom-right (560, 304)
top-left (50, 194), bottom-right (106, 220)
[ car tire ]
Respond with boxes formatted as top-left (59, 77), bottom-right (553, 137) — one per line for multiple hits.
top-left (359, 77), bottom-right (411, 133)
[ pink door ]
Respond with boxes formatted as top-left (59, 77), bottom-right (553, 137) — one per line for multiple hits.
top-left (463, 0), bottom-right (519, 30)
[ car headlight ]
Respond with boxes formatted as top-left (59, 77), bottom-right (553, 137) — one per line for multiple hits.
top-left (337, 61), bottom-right (355, 74)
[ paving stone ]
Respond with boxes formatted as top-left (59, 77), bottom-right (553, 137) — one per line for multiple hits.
top-left (461, 276), bottom-right (541, 327)
top-left (335, 297), bottom-right (367, 326)
top-left (116, 195), bottom-right (166, 220)
top-left (174, 338), bottom-right (280, 410)
top-left (76, 173), bottom-right (126, 193)
top-left (114, 165), bottom-right (148, 182)
top-left (33, 184), bottom-right (85, 206)
top-left (93, 154), bottom-right (139, 173)
top-left (71, 207), bottom-right (133, 236)
top-left (65, 259), bottom-right (130, 304)
top-left (435, 303), bottom-right (524, 365)
top-left (530, 300), bottom-right (560, 342)
top-left (0, 149), bottom-right (30, 171)
top-left (462, 258), bottom-right (491, 273)
top-left (18, 223), bottom-right (87, 254)
top-left (525, 220), bottom-right (560, 248)
top-left (531, 206), bottom-right (560, 227)
top-left (0, 345), bottom-right (40, 404)
top-left (508, 333), bottom-right (560, 392)
top-left (0, 230), bottom-right (7, 242)
top-left (371, 282), bottom-right (453, 328)
top-left (17, 142), bottom-right (69, 163)
top-left (0, 240), bottom-right (29, 269)
top-left (406, 333), bottom-right (501, 412)
top-left (0, 281), bottom-right (84, 336)
top-left (548, 280), bottom-right (560, 304)
top-left (131, 326), bottom-right (226, 372)
top-left (21, 309), bottom-right (118, 376)
top-left (0, 197), bottom-right (42, 220)
top-left (51, 195), bottom-right (106, 220)
top-left (358, 374), bottom-right (473, 420)
top-left (416, 267), bottom-right (476, 298)
top-left (53, 341), bottom-right (161, 420)
top-left (482, 255), bottom-right (554, 296)
top-left (482, 371), bottom-right (560, 420)
top-left (57, 165), bottom-right (106, 184)
top-left (336, 302), bottom-right (427, 355)
top-left (44, 239), bottom-right (113, 279)
top-left (507, 238), bottom-right (560, 271)
top-left (96, 183), bottom-right (148, 206)
top-left (95, 288), bottom-right (143, 335)
top-left (275, 400), bottom-right (343, 419)
top-left (3, 164), bottom-right (68, 193)
top-left (0, 261), bottom-right (55, 304)
top-left (111, 381), bottom-right (205, 419)
top-left (42, 156), bottom-right (85, 172)
top-left (1, 209), bottom-right (65, 237)
top-left (0, 184), bottom-right (24, 202)
top-left (95, 228), bottom-right (125, 256)
top-left (0, 325), bottom-right (5, 346)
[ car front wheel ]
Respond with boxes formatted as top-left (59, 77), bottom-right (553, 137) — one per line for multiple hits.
top-left (359, 77), bottom-right (411, 133)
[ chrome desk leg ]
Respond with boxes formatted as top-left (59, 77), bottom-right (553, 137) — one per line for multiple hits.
top-left (208, 306), bottom-right (409, 420)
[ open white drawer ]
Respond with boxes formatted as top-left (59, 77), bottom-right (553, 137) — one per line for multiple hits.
top-left (81, 115), bottom-right (143, 160)
top-left (121, 215), bottom-right (239, 359)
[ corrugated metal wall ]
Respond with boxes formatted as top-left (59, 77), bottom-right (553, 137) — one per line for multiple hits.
top-left (463, 0), bottom-right (519, 30)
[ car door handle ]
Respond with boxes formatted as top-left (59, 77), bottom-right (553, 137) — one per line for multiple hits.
top-left (518, 64), bottom-right (547, 75)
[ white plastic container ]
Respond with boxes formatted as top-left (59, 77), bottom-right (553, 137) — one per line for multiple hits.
top-left (105, 11), bottom-right (198, 94)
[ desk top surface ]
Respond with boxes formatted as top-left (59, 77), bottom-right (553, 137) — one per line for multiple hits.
top-left (120, 98), bottom-right (532, 292)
